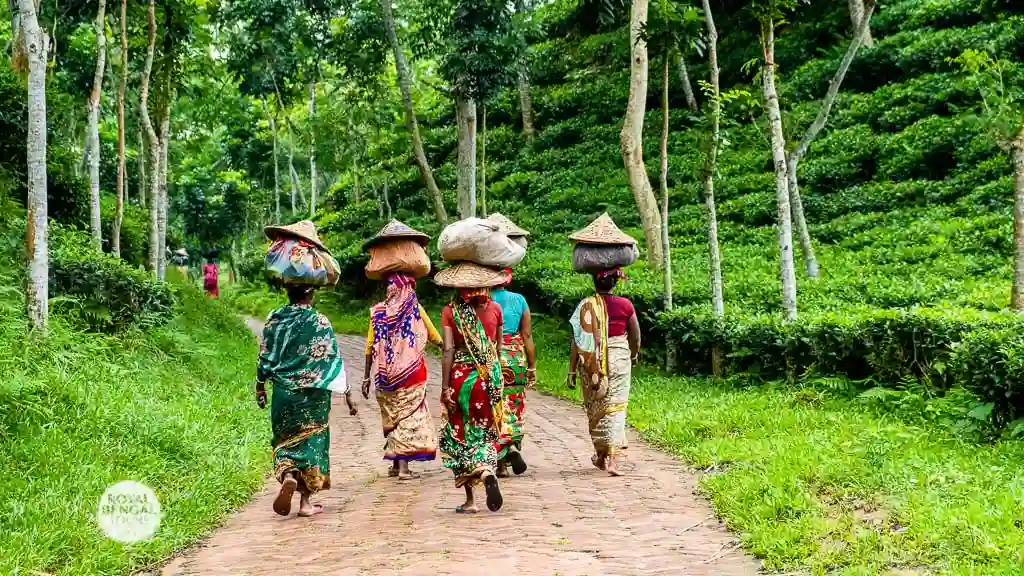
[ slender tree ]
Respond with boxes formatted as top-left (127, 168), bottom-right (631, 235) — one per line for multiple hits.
top-left (86, 0), bottom-right (108, 248)
top-left (848, 0), bottom-right (873, 47)
top-left (455, 96), bottom-right (477, 218)
top-left (787, 0), bottom-right (876, 278)
top-left (480, 104), bottom-right (487, 216)
top-left (677, 51), bottom-right (698, 112)
top-left (112, 0), bottom-right (127, 257)
top-left (19, 0), bottom-right (49, 330)
top-left (514, 0), bottom-right (536, 140)
top-left (620, 0), bottom-right (664, 268)
top-left (139, 0), bottom-right (161, 275)
top-left (759, 8), bottom-right (798, 321)
top-left (264, 98), bottom-right (281, 223)
top-left (658, 49), bottom-right (672, 309)
top-left (379, 0), bottom-right (448, 224)
top-left (308, 80), bottom-right (318, 219)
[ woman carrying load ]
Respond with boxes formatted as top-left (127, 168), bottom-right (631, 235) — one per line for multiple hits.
top-left (360, 220), bottom-right (440, 479)
top-left (435, 262), bottom-right (509, 513)
top-left (490, 268), bottom-right (536, 477)
top-left (256, 220), bottom-right (354, 517)
top-left (566, 214), bottom-right (641, 477)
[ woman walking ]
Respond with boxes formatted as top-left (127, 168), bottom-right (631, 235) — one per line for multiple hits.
top-left (256, 221), bottom-right (352, 517)
top-left (361, 272), bottom-right (442, 479)
top-left (567, 268), bottom-right (641, 477)
top-left (491, 269), bottom-right (536, 477)
top-left (203, 251), bottom-right (219, 297)
top-left (435, 262), bottom-right (509, 513)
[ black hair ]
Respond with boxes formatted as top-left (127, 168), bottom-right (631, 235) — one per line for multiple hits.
top-left (593, 274), bottom-right (617, 293)
top-left (286, 285), bottom-right (315, 304)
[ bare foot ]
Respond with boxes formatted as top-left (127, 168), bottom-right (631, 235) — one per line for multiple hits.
top-left (455, 504), bottom-right (479, 514)
top-left (591, 454), bottom-right (606, 471)
top-left (388, 465), bottom-right (399, 478)
top-left (397, 471), bottom-right (420, 481)
top-left (273, 476), bottom-right (297, 516)
top-left (298, 503), bottom-right (324, 517)
top-left (605, 456), bottom-right (623, 477)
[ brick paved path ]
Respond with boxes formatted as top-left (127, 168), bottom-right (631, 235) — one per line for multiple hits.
top-left (160, 320), bottom-right (759, 576)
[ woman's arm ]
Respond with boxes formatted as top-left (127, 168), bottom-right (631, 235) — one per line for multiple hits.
top-left (441, 326), bottom-right (456, 406)
top-left (567, 339), bottom-right (579, 389)
top-left (521, 308), bottom-right (537, 386)
top-left (627, 313), bottom-right (642, 362)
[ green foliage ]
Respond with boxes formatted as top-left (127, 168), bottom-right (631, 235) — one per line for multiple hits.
top-left (440, 0), bottom-right (522, 102)
top-left (0, 277), bottom-right (267, 575)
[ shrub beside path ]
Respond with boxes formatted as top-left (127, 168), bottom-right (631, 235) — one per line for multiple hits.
top-left (160, 319), bottom-right (758, 575)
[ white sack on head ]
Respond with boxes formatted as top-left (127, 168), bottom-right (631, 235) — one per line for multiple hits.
top-left (438, 218), bottom-right (526, 268)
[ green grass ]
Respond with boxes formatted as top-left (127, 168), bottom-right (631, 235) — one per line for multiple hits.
top-left (297, 289), bottom-right (1024, 575)
top-left (0, 277), bottom-right (269, 575)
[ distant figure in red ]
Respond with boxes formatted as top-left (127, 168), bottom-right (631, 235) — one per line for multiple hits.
top-left (204, 251), bottom-right (219, 297)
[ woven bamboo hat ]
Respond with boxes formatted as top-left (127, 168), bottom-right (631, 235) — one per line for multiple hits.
top-left (569, 213), bottom-right (636, 245)
top-left (433, 261), bottom-right (508, 289)
top-left (486, 212), bottom-right (530, 238)
top-left (364, 219), bottom-right (430, 249)
top-left (264, 220), bottom-right (330, 252)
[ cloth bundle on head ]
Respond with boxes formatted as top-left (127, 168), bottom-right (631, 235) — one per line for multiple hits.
top-left (438, 218), bottom-right (525, 268)
top-left (486, 213), bottom-right (530, 250)
top-left (364, 220), bottom-right (431, 280)
top-left (569, 213), bottom-right (638, 274)
top-left (264, 220), bottom-right (341, 288)
top-left (370, 273), bottom-right (426, 391)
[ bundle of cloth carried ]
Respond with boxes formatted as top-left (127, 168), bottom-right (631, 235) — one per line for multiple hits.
top-left (360, 213), bottom-right (534, 513)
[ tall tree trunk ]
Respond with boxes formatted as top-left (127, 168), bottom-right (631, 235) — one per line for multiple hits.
top-left (113, 0), bottom-right (126, 258)
top-left (848, 0), bottom-right (873, 47)
top-left (372, 181), bottom-right (383, 218)
top-left (139, 0), bottom-right (161, 275)
top-left (379, 0), bottom-right (448, 225)
top-left (677, 51), bottom-right (698, 112)
top-left (264, 98), bottom-right (281, 223)
top-left (137, 126), bottom-right (147, 208)
top-left (659, 52), bottom-right (672, 311)
top-left (702, 0), bottom-right (725, 375)
top-left (514, 0), bottom-right (536, 140)
top-left (308, 81), bottom-right (317, 219)
top-left (1011, 131), bottom-right (1024, 310)
top-left (20, 0), bottom-right (48, 331)
top-left (761, 18), bottom-right (798, 322)
top-left (286, 121), bottom-right (301, 215)
top-left (86, 0), bottom-right (108, 249)
top-left (786, 0), bottom-right (875, 279)
top-left (620, 0), bottom-right (664, 269)
top-left (352, 155), bottom-right (360, 203)
top-left (157, 91), bottom-right (170, 280)
top-left (480, 104), bottom-right (487, 216)
top-left (455, 94), bottom-right (477, 219)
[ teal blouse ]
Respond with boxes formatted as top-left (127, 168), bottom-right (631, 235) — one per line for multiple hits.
top-left (491, 288), bottom-right (528, 335)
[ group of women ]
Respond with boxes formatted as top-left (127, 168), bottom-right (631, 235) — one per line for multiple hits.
top-left (255, 221), bottom-right (641, 518)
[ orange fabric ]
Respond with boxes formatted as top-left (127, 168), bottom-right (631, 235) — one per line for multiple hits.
top-left (365, 240), bottom-right (430, 280)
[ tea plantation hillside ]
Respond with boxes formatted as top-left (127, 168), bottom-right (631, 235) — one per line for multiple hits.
top-left (301, 0), bottom-right (1024, 414)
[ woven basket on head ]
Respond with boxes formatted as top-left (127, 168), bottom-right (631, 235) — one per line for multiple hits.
top-left (486, 212), bottom-right (529, 238)
top-left (569, 213), bottom-right (636, 246)
top-left (264, 220), bottom-right (330, 252)
top-left (364, 219), bottom-right (430, 250)
top-left (433, 261), bottom-right (508, 289)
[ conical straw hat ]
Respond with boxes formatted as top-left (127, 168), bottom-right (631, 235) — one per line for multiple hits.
top-left (364, 219), bottom-right (430, 249)
top-left (569, 213), bottom-right (636, 246)
top-left (433, 261), bottom-right (508, 289)
top-left (264, 220), bottom-right (330, 252)
top-left (486, 212), bottom-right (529, 238)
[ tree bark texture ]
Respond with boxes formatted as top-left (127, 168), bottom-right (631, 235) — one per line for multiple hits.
top-left (849, 0), bottom-right (873, 47)
top-left (677, 51), bottom-right (698, 112)
top-left (787, 0), bottom-right (875, 278)
top-left (383, 172), bottom-right (392, 220)
top-left (308, 81), bottom-right (317, 219)
top-left (456, 94), bottom-right (477, 219)
top-left (762, 19), bottom-right (798, 322)
top-left (286, 121), bottom-right (301, 214)
top-left (140, 0), bottom-right (161, 275)
top-left (264, 99), bottom-right (281, 223)
top-left (515, 0), bottom-right (536, 140)
top-left (1011, 132), bottom-right (1024, 310)
top-left (619, 0), bottom-right (664, 269)
top-left (480, 104), bottom-right (487, 216)
top-left (86, 0), bottom-right (108, 249)
top-left (379, 0), bottom-right (448, 225)
top-left (113, 0), bottom-right (126, 258)
top-left (20, 0), bottom-right (48, 331)
top-left (157, 91), bottom-right (170, 280)
top-left (659, 53), bottom-right (672, 311)
top-left (701, 0), bottom-right (725, 315)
